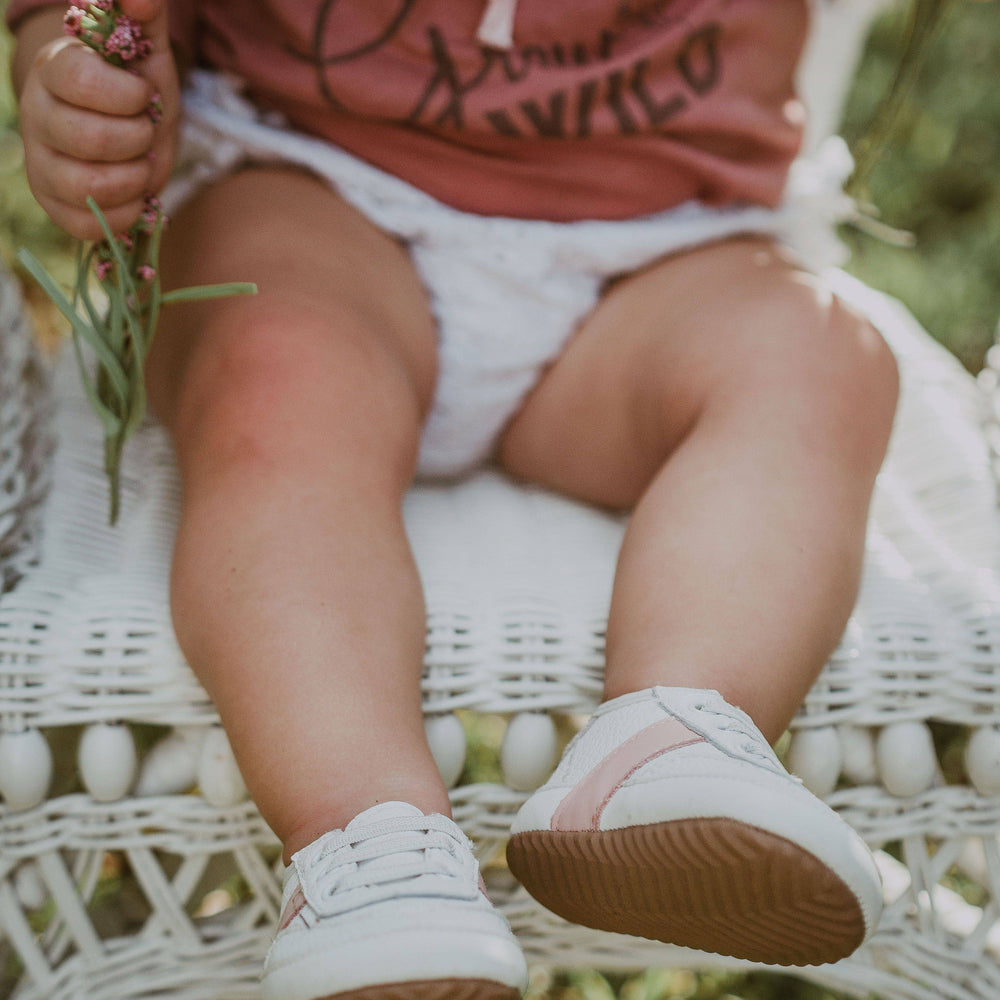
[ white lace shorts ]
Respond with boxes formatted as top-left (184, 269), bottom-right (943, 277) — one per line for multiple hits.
top-left (165, 72), bottom-right (855, 478)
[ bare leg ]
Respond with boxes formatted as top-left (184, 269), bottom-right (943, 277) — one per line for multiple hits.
top-left (499, 238), bottom-right (898, 741)
top-left (147, 166), bottom-right (446, 859)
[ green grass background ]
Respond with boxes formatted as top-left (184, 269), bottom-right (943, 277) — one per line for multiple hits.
top-left (839, 0), bottom-right (1000, 373)
top-left (2, 2), bottom-right (999, 999)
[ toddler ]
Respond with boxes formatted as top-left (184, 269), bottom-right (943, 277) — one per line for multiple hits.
top-left (10, 1), bottom-right (917, 997)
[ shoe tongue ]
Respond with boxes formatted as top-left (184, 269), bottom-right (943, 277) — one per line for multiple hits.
top-left (345, 800), bottom-right (426, 832)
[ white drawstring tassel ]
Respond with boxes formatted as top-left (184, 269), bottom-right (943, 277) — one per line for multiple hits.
top-left (476, 0), bottom-right (518, 50)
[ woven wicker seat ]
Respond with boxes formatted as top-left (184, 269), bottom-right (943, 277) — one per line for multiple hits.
top-left (4, 4), bottom-right (1000, 998)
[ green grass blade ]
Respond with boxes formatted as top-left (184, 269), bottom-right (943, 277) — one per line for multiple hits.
top-left (17, 247), bottom-right (131, 405)
top-left (77, 248), bottom-right (106, 333)
top-left (104, 434), bottom-right (124, 525)
top-left (69, 331), bottom-right (124, 438)
top-left (85, 198), bottom-right (142, 348)
top-left (85, 197), bottom-right (136, 288)
top-left (160, 282), bottom-right (257, 305)
top-left (18, 246), bottom-right (88, 332)
top-left (107, 287), bottom-right (125, 356)
top-left (72, 242), bottom-right (84, 310)
top-left (123, 335), bottom-right (148, 438)
top-left (142, 214), bottom-right (165, 352)
top-left (145, 275), bottom-right (162, 354)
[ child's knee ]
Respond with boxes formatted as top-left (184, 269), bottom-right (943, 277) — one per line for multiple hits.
top-left (820, 303), bottom-right (898, 459)
top-left (779, 296), bottom-right (899, 470)
top-left (709, 280), bottom-right (898, 473)
top-left (167, 305), bottom-right (425, 486)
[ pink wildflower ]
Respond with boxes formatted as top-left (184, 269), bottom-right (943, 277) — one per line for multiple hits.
top-left (117, 232), bottom-right (133, 250)
top-left (133, 195), bottom-right (164, 234)
top-left (63, 6), bottom-right (86, 36)
top-left (91, 0), bottom-right (115, 10)
top-left (95, 260), bottom-right (113, 281)
top-left (102, 16), bottom-right (151, 64)
top-left (103, 21), bottom-right (138, 61)
top-left (147, 93), bottom-right (163, 125)
top-left (137, 265), bottom-right (156, 282)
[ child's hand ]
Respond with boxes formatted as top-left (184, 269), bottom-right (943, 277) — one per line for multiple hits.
top-left (17, 0), bottom-right (179, 241)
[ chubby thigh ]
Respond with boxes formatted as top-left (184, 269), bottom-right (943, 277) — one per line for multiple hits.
top-left (498, 236), bottom-right (899, 511)
top-left (145, 163), bottom-right (439, 482)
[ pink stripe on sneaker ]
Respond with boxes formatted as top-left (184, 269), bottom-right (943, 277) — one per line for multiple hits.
top-left (550, 717), bottom-right (703, 832)
top-left (278, 888), bottom-right (308, 931)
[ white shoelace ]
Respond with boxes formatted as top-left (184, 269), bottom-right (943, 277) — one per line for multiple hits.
top-left (691, 699), bottom-right (783, 770)
top-left (311, 815), bottom-right (477, 906)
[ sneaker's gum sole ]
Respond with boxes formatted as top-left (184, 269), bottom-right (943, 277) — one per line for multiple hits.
top-left (321, 980), bottom-right (521, 1000)
top-left (507, 817), bottom-right (867, 967)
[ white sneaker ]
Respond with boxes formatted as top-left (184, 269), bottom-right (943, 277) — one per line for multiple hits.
top-left (263, 802), bottom-right (527, 1000)
top-left (507, 687), bottom-right (882, 967)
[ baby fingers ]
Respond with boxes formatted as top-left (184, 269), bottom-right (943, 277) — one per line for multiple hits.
top-left (36, 190), bottom-right (150, 242)
top-left (30, 146), bottom-right (151, 218)
top-left (43, 101), bottom-right (155, 162)
top-left (39, 39), bottom-right (152, 116)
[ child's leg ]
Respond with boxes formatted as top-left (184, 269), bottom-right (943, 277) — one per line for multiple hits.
top-left (153, 168), bottom-right (529, 999)
top-left (499, 237), bottom-right (898, 740)
top-left (501, 237), bottom-right (896, 964)
top-left (146, 165), bottom-right (448, 859)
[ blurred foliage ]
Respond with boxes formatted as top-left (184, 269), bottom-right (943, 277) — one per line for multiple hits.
top-left (840, 0), bottom-right (1000, 372)
top-left (525, 967), bottom-right (876, 1000)
top-left (0, 20), bottom-right (64, 260)
top-left (1, 2), bottom-right (999, 999)
top-left (0, 11), bottom-right (75, 341)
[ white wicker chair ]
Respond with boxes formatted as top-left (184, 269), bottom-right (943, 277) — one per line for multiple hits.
top-left (5, 3), bottom-right (1000, 999)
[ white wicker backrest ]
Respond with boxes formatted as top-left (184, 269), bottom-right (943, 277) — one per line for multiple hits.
top-left (0, 271), bottom-right (51, 595)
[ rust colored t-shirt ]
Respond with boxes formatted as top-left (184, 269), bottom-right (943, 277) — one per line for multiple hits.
top-left (8, 0), bottom-right (811, 220)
